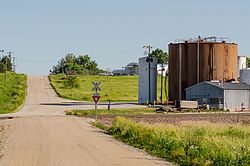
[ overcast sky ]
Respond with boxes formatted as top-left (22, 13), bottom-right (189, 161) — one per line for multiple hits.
top-left (0, 0), bottom-right (249, 75)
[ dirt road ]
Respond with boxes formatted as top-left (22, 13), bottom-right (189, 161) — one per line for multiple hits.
top-left (0, 76), bottom-right (170, 166)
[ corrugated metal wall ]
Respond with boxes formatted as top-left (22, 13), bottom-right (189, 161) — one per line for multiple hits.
top-left (186, 82), bottom-right (224, 108)
top-left (224, 90), bottom-right (250, 110)
top-left (138, 57), bottom-right (157, 104)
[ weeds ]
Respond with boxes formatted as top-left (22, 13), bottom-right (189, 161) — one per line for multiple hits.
top-left (106, 117), bottom-right (250, 165)
top-left (66, 108), bottom-right (155, 116)
top-left (0, 73), bottom-right (27, 114)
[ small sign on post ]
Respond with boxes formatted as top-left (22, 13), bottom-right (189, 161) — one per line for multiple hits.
top-left (92, 94), bottom-right (100, 103)
top-left (92, 82), bottom-right (101, 120)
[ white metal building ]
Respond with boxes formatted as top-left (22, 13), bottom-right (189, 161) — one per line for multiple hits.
top-left (138, 56), bottom-right (157, 104)
top-left (240, 68), bottom-right (250, 85)
top-left (186, 81), bottom-right (250, 111)
top-left (238, 56), bottom-right (247, 76)
top-left (157, 64), bottom-right (168, 76)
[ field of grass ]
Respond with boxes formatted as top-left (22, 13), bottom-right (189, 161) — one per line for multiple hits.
top-left (101, 117), bottom-right (250, 165)
top-left (66, 108), bottom-right (155, 116)
top-left (49, 74), bottom-right (168, 102)
top-left (0, 73), bottom-right (27, 114)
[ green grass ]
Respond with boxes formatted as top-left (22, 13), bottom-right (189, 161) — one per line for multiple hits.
top-left (0, 73), bottom-right (27, 114)
top-left (49, 74), bottom-right (168, 102)
top-left (105, 117), bottom-right (250, 165)
top-left (66, 108), bottom-right (155, 116)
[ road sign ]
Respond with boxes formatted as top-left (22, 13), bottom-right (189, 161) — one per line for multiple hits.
top-left (91, 81), bottom-right (101, 120)
top-left (92, 82), bottom-right (101, 93)
top-left (92, 94), bottom-right (100, 103)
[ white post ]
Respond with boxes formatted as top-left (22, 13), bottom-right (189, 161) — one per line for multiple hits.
top-left (95, 102), bottom-right (97, 120)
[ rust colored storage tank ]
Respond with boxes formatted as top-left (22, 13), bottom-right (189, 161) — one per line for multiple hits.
top-left (168, 37), bottom-right (238, 101)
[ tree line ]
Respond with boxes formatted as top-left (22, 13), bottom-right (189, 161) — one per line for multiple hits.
top-left (50, 53), bottom-right (103, 75)
top-left (0, 56), bottom-right (12, 73)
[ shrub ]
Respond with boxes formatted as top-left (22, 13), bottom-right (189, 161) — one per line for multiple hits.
top-left (107, 117), bottom-right (250, 165)
top-left (63, 76), bottom-right (80, 89)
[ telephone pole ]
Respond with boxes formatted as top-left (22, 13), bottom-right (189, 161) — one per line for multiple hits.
top-left (143, 45), bottom-right (153, 104)
top-left (4, 52), bottom-right (13, 81)
top-left (12, 56), bottom-right (17, 73)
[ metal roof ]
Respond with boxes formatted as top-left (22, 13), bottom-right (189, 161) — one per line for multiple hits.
top-left (126, 62), bottom-right (138, 67)
top-left (186, 81), bottom-right (250, 90)
top-left (206, 81), bottom-right (250, 90)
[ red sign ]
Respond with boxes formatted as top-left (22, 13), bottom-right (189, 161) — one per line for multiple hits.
top-left (92, 94), bottom-right (100, 103)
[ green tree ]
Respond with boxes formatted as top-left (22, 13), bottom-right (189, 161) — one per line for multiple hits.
top-left (50, 53), bottom-right (102, 75)
top-left (150, 48), bottom-right (168, 64)
top-left (0, 56), bottom-right (12, 73)
top-left (76, 55), bottom-right (99, 74)
top-left (63, 76), bottom-right (80, 89)
top-left (247, 57), bottom-right (250, 67)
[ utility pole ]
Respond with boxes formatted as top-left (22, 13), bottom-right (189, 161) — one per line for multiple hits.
top-left (160, 62), bottom-right (164, 103)
top-left (5, 52), bottom-right (10, 81)
top-left (12, 56), bottom-right (17, 73)
top-left (143, 45), bottom-right (153, 104)
top-left (61, 59), bottom-right (65, 74)
top-left (0, 50), bottom-right (4, 80)
top-left (3, 51), bottom-right (14, 81)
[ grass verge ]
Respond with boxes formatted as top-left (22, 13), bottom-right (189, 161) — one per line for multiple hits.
top-left (97, 117), bottom-right (250, 165)
top-left (0, 73), bottom-right (27, 114)
top-left (66, 108), bottom-right (155, 116)
top-left (49, 74), bottom-right (168, 102)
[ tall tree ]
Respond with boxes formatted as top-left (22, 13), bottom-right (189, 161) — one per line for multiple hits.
top-left (150, 48), bottom-right (168, 64)
top-left (0, 56), bottom-right (12, 73)
top-left (247, 57), bottom-right (250, 68)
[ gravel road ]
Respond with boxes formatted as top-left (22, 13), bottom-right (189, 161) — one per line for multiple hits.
top-left (0, 76), bottom-right (171, 166)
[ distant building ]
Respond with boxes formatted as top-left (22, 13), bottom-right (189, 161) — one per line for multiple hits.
top-left (112, 69), bottom-right (123, 76)
top-left (238, 56), bottom-right (247, 76)
top-left (123, 62), bottom-right (139, 75)
top-left (186, 81), bottom-right (250, 111)
top-left (240, 68), bottom-right (250, 85)
top-left (112, 62), bottom-right (139, 76)
top-left (157, 64), bottom-right (168, 76)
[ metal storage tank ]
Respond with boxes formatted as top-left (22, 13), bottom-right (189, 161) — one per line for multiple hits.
top-left (138, 56), bottom-right (157, 104)
top-left (240, 68), bottom-right (250, 85)
top-left (238, 56), bottom-right (247, 75)
top-left (169, 37), bottom-right (238, 101)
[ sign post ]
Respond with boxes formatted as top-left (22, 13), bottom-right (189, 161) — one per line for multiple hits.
top-left (92, 82), bottom-right (101, 120)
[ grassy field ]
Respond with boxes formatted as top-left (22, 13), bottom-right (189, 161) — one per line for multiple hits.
top-left (49, 74), bottom-right (168, 102)
top-left (0, 73), bottom-right (27, 114)
top-left (99, 117), bottom-right (250, 165)
top-left (66, 108), bottom-right (155, 116)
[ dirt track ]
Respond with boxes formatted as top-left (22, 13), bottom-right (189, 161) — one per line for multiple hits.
top-left (97, 113), bottom-right (250, 127)
top-left (0, 76), bottom-right (170, 166)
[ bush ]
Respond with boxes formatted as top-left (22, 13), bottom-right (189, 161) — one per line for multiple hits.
top-left (0, 73), bottom-right (27, 114)
top-left (63, 76), bottom-right (80, 89)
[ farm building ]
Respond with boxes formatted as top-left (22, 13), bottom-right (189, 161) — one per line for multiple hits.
top-left (157, 64), bottom-right (168, 76)
top-left (240, 68), bottom-right (250, 85)
top-left (112, 69), bottom-right (123, 76)
top-left (186, 81), bottom-right (250, 111)
top-left (112, 62), bottom-right (139, 76)
top-left (168, 37), bottom-right (238, 101)
top-left (123, 62), bottom-right (139, 75)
